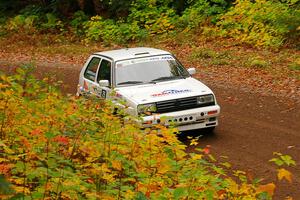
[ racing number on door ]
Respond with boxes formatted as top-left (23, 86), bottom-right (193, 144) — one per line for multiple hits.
top-left (101, 89), bottom-right (107, 98)
top-left (93, 87), bottom-right (106, 98)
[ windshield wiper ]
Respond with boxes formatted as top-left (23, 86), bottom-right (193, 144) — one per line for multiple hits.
top-left (118, 81), bottom-right (144, 85)
top-left (150, 76), bottom-right (185, 83)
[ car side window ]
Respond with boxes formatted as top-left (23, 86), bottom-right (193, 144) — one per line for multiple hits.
top-left (84, 57), bottom-right (101, 81)
top-left (97, 59), bottom-right (112, 85)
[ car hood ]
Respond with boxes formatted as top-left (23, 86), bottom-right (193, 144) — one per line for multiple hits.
top-left (115, 77), bottom-right (213, 104)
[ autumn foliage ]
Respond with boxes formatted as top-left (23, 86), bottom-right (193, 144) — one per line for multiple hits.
top-left (1, 0), bottom-right (299, 47)
top-left (0, 66), bottom-right (291, 199)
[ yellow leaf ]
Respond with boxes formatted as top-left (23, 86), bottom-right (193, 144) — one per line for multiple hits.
top-left (68, 146), bottom-right (73, 154)
top-left (101, 163), bottom-right (111, 173)
top-left (192, 154), bottom-right (203, 160)
top-left (0, 158), bottom-right (8, 163)
top-left (62, 179), bottom-right (75, 187)
top-left (190, 139), bottom-right (198, 146)
top-left (158, 164), bottom-right (170, 174)
top-left (124, 189), bottom-right (135, 199)
top-left (14, 186), bottom-right (30, 194)
top-left (14, 178), bottom-right (24, 185)
top-left (277, 168), bottom-right (292, 183)
top-left (285, 196), bottom-right (293, 200)
top-left (102, 173), bottom-right (115, 182)
top-left (257, 183), bottom-right (276, 197)
top-left (112, 160), bottom-right (122, 171)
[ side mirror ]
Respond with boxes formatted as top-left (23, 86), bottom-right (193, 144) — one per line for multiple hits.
top-left (99, 80), bottom-right (109, 87)
top-left (187, 67), bottom-right (196, 75)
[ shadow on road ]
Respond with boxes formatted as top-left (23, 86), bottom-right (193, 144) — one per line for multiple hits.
top-left (177, 129), bottom-right (219, 147)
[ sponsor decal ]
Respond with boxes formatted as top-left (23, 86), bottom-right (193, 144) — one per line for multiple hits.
top-left (115, 92), bottom-right (122, 98)
top-left (83, 80), bottom-right (89, 91)
top-left (149, 56), bottom-right (174, 61)
top-left (116, 56), bottom-right (175, 68)
top-left (151, 89), bottom-right (192, 97)
top-left (79, 80), bottom-right (90, 93)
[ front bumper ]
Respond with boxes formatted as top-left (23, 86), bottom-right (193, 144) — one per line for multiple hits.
top-left (141, 105), bottom-right (220, 131)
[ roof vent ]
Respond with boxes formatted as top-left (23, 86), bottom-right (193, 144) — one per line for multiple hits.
top-left (134, 52), bottom-right (150, 56)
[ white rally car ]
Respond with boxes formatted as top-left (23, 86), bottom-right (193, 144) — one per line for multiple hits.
top-left (77, 47), bottom-right (220, 132)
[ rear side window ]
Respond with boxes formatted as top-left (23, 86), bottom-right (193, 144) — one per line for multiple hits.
top-left (84, 57), bottom-right (101, 81)
top-left (97, 59), bottom-right (112, 85)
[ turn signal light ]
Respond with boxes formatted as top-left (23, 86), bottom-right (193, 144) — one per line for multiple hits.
top-left (208, 110), bottom-right (218, 115)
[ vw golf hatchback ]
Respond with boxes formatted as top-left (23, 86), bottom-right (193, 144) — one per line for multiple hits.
top-left (77, 47), bottom-right (220, 132)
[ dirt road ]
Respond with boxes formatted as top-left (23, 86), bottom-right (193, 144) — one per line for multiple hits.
top-left (1, 63), bottom-right (300, 199)
top-left (191, 83), bottom-right (300, 199)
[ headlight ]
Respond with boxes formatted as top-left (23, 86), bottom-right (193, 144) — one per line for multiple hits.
top-left (196, 94), bottom-right (214, 105)
top-left (137, 103), bottom-right (157, 115)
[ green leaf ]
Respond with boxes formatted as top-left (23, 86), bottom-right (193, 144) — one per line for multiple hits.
top-left (135, 192), bottom-right (148, 200)
top-left (0, 175), bottom-right (14, 194)
top-left (32, 191), bottom-right (44, 199)
top-left (47, 157), bottom-right (58, 169)
top-left (270, 153), bottom-right (296, 167)
top-left (280, 155), bottom-right (296, 166)
top-left (9, 193), bottom-right (25, 200)
top-left (14, 161), bottom-right (24, 173)
top-left (205, 190), bottom-right (214, 200)
top-left (173, 187), bottom-right (188, 200)
top-left (269, 158), bottom-right (284, 166)
top-left (45, 131), bottom-right (55, 139)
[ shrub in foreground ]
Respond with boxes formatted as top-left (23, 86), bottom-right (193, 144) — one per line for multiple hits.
top-left (0, 67), bottom-right (282, 199)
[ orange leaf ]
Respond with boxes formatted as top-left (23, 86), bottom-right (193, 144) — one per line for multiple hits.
top-left (277, 168), bottom-right (292, 183)
top-left (112, 160), bottom-right (122, 171)
top-left (87, 178), bottom-right (94, 184)
top-left (30, 129), bottom-right (42, 136)
top-left (53, 135), bottom-right (69, 145)
top-left (0, 164), bottom-right (12, 174)
top-left (257, 183), bottom-right (276, 197)
top-left (20, 136), bottom-right (31, 149)
top-left (203, 145), bottom-right (211, 154)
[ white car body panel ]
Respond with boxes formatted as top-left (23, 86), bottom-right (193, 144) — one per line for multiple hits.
top-left (77, 47), bottom-right (220, 131)
top-left (115, 78), bottom-right (212, 105)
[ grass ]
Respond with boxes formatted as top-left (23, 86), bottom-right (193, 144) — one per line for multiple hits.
top-left (36, 44), bottom-right (100, 56)
top-left (191, 48), bottom-right (217, 59)
top-left (246, 57), bottom-right (269, 69)
top-left (211, 59), bottom-right (229, 66)
top-left (188, 47), bottom-right (233, 67)
top-left (288, 59), bottom-right (300, 71)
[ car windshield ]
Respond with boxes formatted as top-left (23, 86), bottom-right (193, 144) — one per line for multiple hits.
top-left (115, 55), bottom-right (190, 86)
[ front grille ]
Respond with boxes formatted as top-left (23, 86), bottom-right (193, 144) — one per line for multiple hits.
top-left (155, 96), bottom-right (215, 114)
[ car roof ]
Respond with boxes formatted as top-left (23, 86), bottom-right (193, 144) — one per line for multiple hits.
top-left (93, 47), bottom-right (171, 61)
